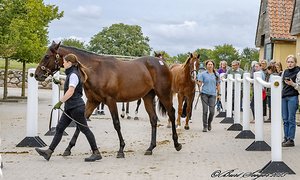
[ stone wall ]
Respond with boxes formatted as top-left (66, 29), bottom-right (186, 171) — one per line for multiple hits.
top-left (0, 69), bottom-right (57, 89)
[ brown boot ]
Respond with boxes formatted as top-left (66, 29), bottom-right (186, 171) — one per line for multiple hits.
top-left (35, 148), bottom-right (53, 161)
top-left (84, 149), bottom-right (102, 162)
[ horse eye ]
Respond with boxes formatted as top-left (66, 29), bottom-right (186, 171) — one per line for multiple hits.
top-left (44, 55), bottom-right (49, 59)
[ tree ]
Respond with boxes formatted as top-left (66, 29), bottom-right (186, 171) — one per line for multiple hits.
top-left (0, 0), bottom-right (20, 99)
top-left (210, 44), bottom-right (239, 68)
top-left (62, 38), bottom-right (86, 49)
top-left (172, 53), bottom-right (189, 64)
top-left (0, 0), bottom-right (63, 98)
top-left (195, 48), bottom-right (213, 62)
top-left (240, 47), bottom-right (259, 71)
top-left (88, 23), bottom-right (151, 56)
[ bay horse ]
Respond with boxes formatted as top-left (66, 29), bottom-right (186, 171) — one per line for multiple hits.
top-left (169, 52), bottom-right (200, 130)
top-left (34, 41), bottom-right (181, 158)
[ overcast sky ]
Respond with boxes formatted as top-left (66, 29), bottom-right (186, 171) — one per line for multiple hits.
top-left (45, 0), bottom-right (261, 56)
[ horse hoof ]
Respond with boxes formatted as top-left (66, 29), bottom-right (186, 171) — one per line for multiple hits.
top-left (176, 125), bottom-right (181, 129)
top-left (134, 117), bottom-right (139, 120)
top-left (184, 125), bottom-right (190, 130)
top-left (116, 152), bottom-right (125, 158)
top-left (127, 116), bottom-right (131, 120)
top-left (144, 150), bottom-right (152, 155)
top-left (175, 143), bottom-right (182, 151)
top-left (62, 150), bottom-right (71, 156)
top-left (120, 114), bottom-right (125, 119)
top-left (166, 124), bottom-right (171, 128)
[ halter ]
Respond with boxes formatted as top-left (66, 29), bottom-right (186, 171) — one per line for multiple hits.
top-left (38, 53), bottom-right (62, 77)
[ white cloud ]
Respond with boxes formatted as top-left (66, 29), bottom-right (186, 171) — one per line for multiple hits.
top-left (72, 5), bottom-right (102, 19)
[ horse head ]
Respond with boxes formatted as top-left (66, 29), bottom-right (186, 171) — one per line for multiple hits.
top-left (184, 52), bottom-right (200, 81)
top-left (35, 41), bottom-right (64, 81)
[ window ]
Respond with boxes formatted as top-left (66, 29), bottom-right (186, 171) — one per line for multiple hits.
top-left (264, 43), bottom-right (273, 61)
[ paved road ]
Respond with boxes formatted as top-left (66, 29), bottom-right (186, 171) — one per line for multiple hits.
top-left (0, 87), bottom-right (299, 180)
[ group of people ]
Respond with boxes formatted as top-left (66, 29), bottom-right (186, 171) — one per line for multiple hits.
top-left (35, 53), bottom-right (300, 163)
top-left (215, 55), bottom-right (299, 148)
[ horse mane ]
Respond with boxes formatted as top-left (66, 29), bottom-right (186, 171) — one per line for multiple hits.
top-left (60, 45), bottom-right (113, 59)
top-left (183, 56), bottom-right (191, 69)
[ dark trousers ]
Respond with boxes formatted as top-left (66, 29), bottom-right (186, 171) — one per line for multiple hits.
top-left (49, 105), bottom-right (98, 151)
top-left (201, 93), bottom-right (216, 128)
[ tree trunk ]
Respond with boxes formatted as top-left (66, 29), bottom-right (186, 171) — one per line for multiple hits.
top-left (21, 61), bottom-right (26, 97)
top-left (2, 58), bottom-right (9, 99)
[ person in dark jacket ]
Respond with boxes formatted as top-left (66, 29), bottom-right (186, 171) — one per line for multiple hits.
top-left (281, 55), bottom-right (300, 147)
top-left (35, 54), bottom-right (101, 161)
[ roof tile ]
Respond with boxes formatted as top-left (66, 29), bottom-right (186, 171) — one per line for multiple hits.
top-left (268, 0), bottom-right (296, 40)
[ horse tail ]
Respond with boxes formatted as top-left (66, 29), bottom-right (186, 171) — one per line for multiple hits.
top-left (158, 100), bottom-right (167, 116)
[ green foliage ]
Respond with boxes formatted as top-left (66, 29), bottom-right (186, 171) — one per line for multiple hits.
top-left (88, 23), bottom-right (151, 56)
top-left (210, 44), bottom-right (240, 68)
top-left (172, 53), bottom-right (189, 64)
top-left (195, 48), bottom-right (213, 62)
top-left (9, 0), bottom-right (63, 63)
top-left (62, 38), bottom-right (86, 50)
top-left (240, 47), bottom-right (259, 71)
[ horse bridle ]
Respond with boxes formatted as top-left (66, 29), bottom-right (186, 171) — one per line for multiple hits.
top-left (38, 53), bottom-right (62, 77)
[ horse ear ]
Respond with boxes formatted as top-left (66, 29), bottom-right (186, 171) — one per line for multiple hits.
top-left (197, 54), bottom-right (200, 59)
top-left (189, 52), bottom-right (192, 58)
top-left (55, 41), bottom-right (61, 50)
top-left (154, 51), bottom-right (157, 56)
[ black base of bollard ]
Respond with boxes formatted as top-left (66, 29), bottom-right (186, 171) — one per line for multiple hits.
top-left (16, 136), bottom-right (47, 147)
top-left (227, 123), bottom-right (243, 131)
top-left (68, 121), bottom-right (77, 127)
top-left (215, 111), bottom-right (226, 118)
top-left (235, 130), bottom-right (255, 139)
top-left (246, 141), bottom-right (271, 151)
top-left (44, 127), bottom-right (68, 136)
top-left (220, 117), bottom-right (234, 124)
top-left (260, 161), bottom-right (295, 174)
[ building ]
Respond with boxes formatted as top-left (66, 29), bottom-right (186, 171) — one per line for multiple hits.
top-left (290, 0), bottom-right (300, 62)
top-left (255, 0), bottom-right (296, 67)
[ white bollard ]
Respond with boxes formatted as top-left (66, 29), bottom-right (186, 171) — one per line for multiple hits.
top-left (45, 71), bottom-right (63, 136)
top-left (245, 71), bottom-right (270, 151)
top-left (254, 72), bottom-right (264, 141)
top-left (220, 73), bottom-right (226, 112)
top-left (260, 75), bottom-right (295, 174)
top-left (220, 74), bottom-right (234, 123)
top-left (227, 74), bottom-right (243, 131)
top-left (51, 72), bottom-right (60, 127)
top-left (235, 73), bottom-right (255, 139)
top-left (271, 75), bottom-right (282, 161)
top-left (17, 68), bottom-right (46, 147)
top-left (26, 68), bottom-right (38, 137)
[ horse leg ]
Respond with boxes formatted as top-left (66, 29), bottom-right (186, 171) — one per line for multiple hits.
top-left (63, 126), bottom-right (80, 156)
top-left (85, 99), bottom-right (100, 120)
top-left (134, 99), bottom-right (142, 120)
top-left (120, 102), bottom-right (125, 118)
top-left (176, 94), bottom-right (185, 128)
top-left (142, 91), bottom-right (158, 155)
top-left (126, 102), bottom-right (131, 119)
top-left (107, 100), bottom-right (126, 158)
top-left (157, 95), bottom-right (182, 152)
top-left (184, 94), bottom-right (195, 130)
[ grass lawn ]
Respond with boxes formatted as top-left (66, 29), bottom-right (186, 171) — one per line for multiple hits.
top-left (0, 59), bottom-right (38, 70)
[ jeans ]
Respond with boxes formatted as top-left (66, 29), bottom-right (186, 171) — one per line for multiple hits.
top-left (282, 95), bottom-right (298, 140)
top-left (201, 93), bottom-right (216, 128)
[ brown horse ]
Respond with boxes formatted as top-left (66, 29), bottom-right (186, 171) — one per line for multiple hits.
top-left (169, 52), bottom-right (200, 130)
top-left (34, 41), bottom-right (182, 158)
